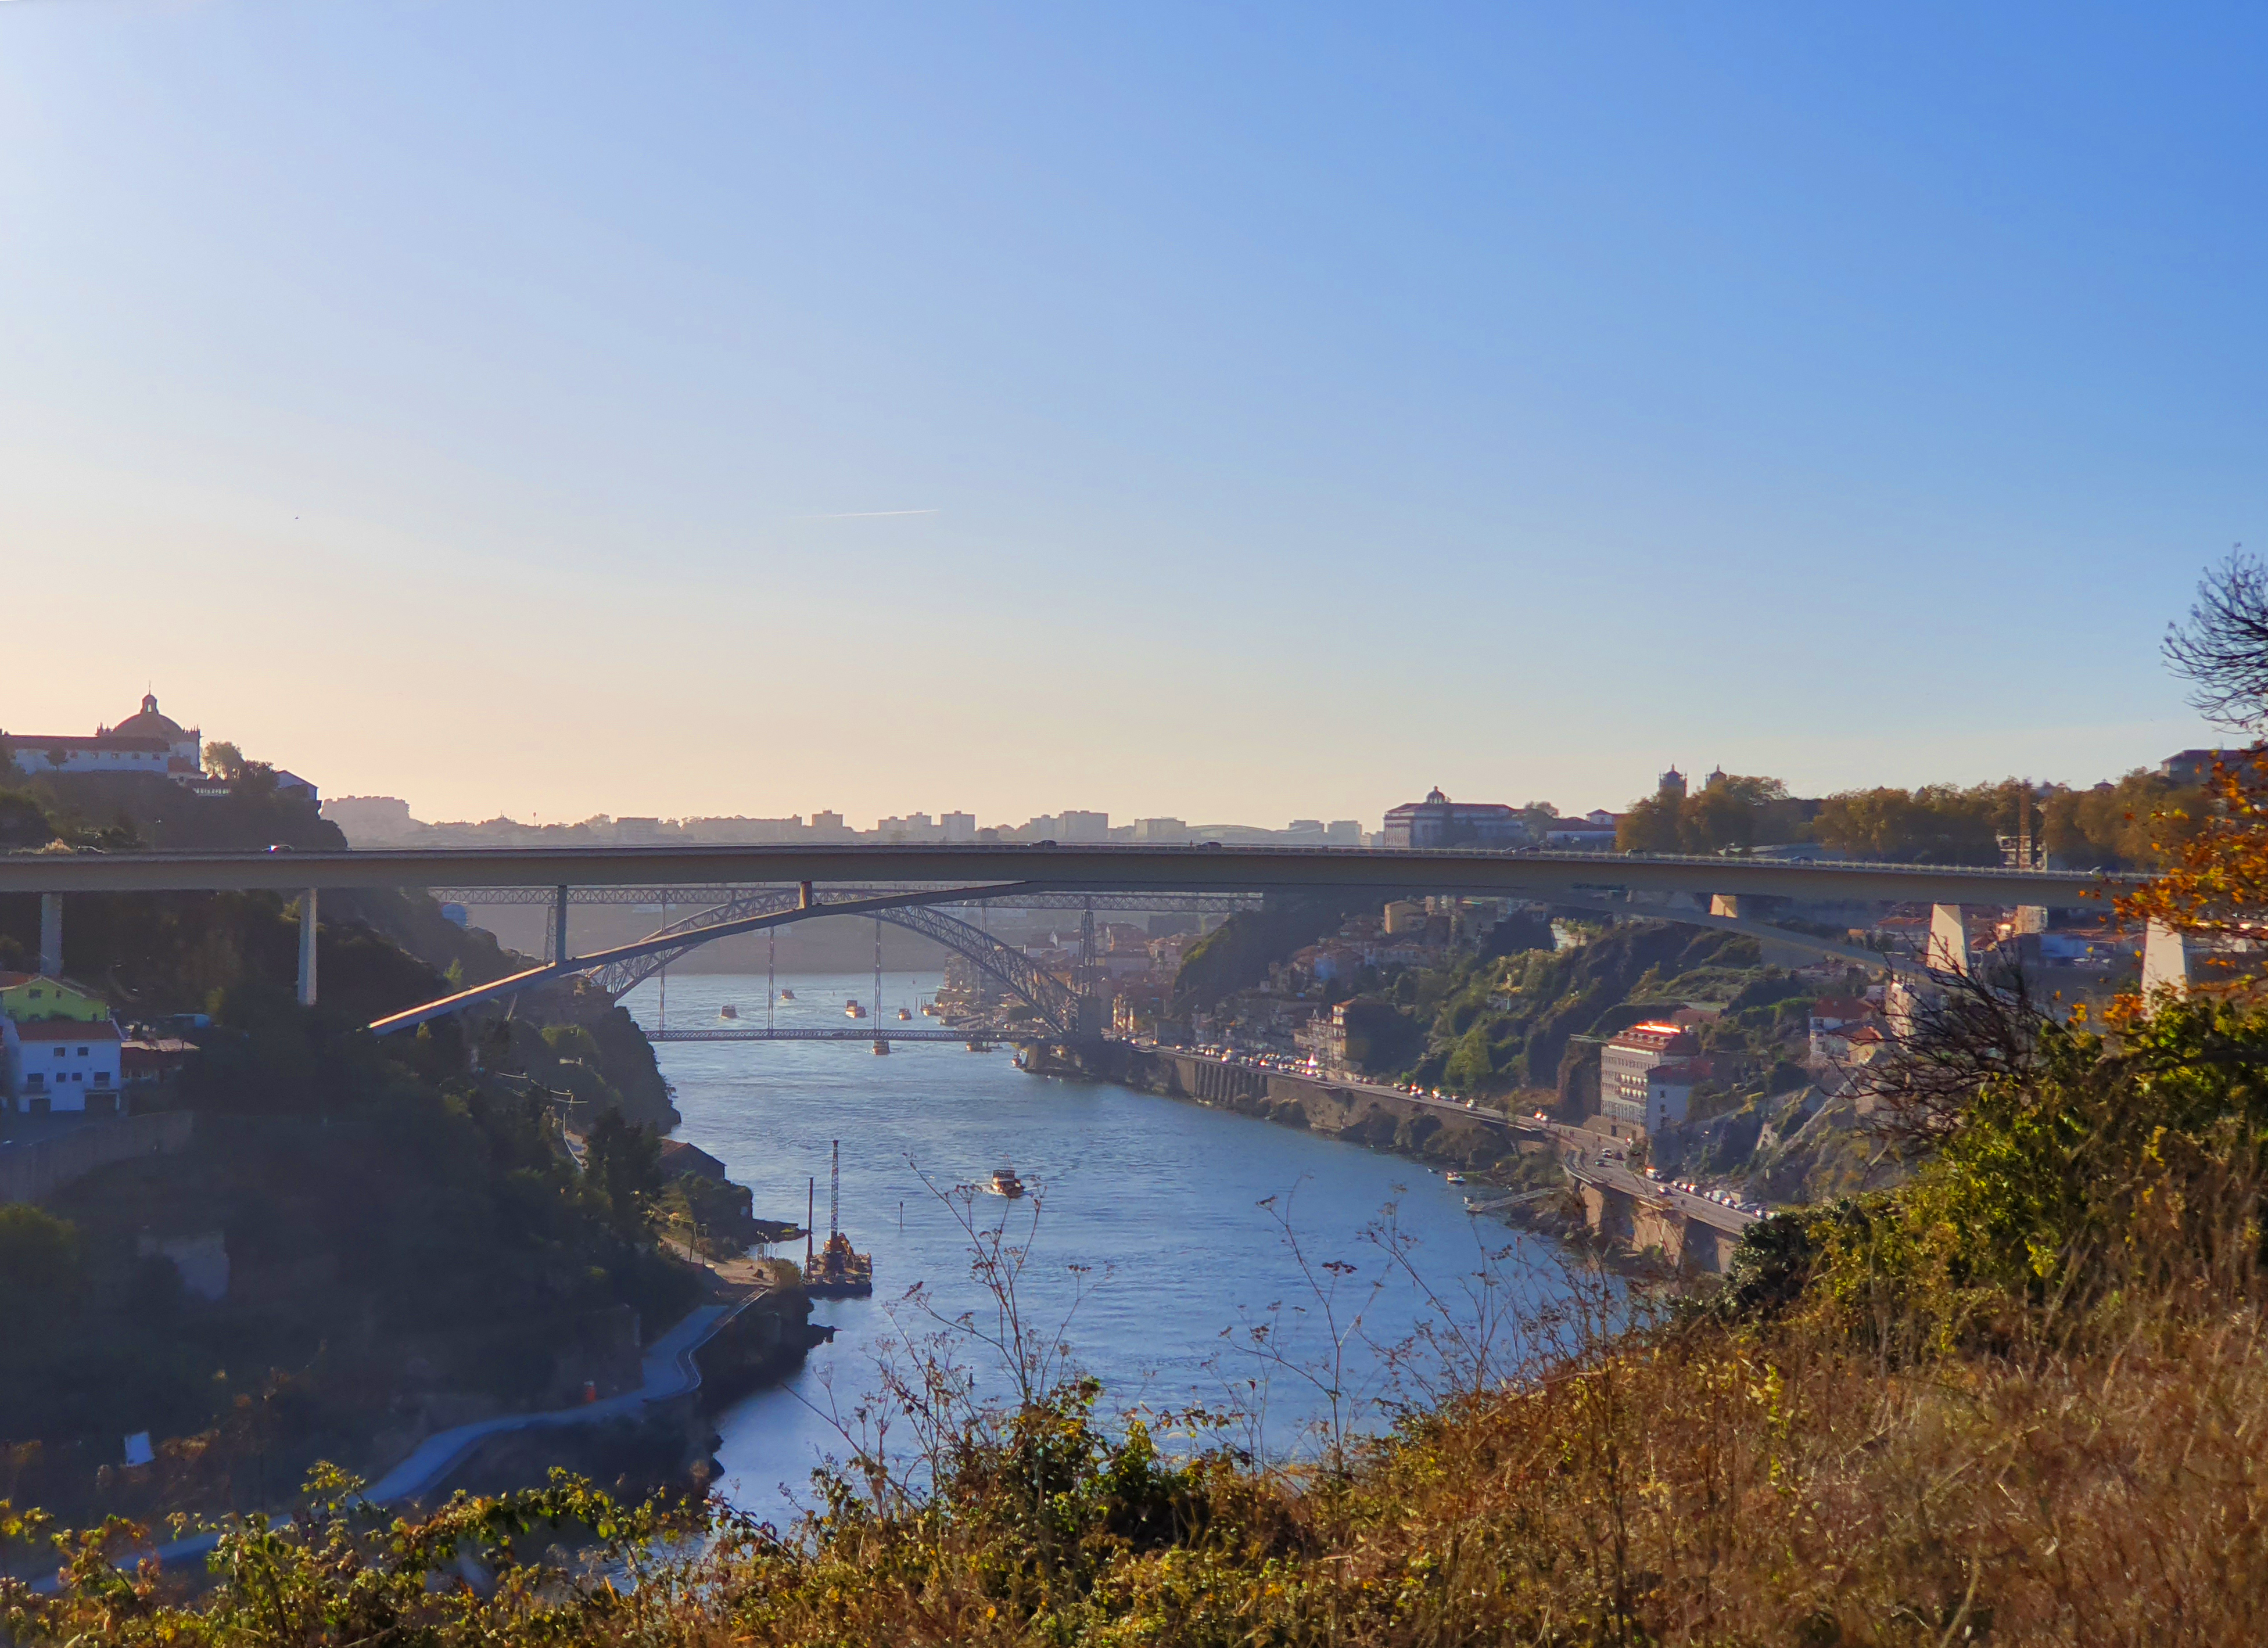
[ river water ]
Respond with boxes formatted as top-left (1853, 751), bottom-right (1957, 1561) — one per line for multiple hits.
top-left (621, 969), bottom-right (1584, 1527)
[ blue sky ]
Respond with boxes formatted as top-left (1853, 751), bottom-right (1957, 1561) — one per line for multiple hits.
top-left (1, 3), bottom-right (2256, 826)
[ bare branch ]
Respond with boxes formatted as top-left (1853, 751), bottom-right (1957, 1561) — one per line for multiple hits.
top-left (2165, 548), bottom-right (2268, 731)
top-left (1856, 961), bottom-right (2058, 1156)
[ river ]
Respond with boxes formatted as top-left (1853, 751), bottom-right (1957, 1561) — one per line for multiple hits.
top-left (621, 968), bottom-right (1587, 1527)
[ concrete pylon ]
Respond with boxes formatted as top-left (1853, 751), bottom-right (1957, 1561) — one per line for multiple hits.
top-left (1709, 894), bottom-right (1741, 918)
top-left (2014, 904), bottom-right (2048, 935)
top-left (38, 893), bottom-right (62, 978)
top-left (1927, 903), bottom-right (1969, 976)
top-left (296, 890), bottom-right (318, 1007)
top-left (2141, 919), bottom-right (2190, 997)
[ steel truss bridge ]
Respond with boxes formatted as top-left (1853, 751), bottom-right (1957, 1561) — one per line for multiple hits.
top-left (647, 1026), bottom-right (1004, 1044)
top-left (430, 885), bottom-right (1261, 914)
top-left (592, 888), bottom-right (1085, 1037)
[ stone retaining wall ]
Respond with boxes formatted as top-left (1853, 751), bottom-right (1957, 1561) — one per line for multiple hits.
top-left (0, 1110), bottom-right (193, 1204)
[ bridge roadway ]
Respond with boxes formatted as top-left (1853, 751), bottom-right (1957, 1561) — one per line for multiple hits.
top-left (432, 884), bottom-right (1262, 913)
top-left (647, 1025), bottom-right (1000, 1043)
top-left (0, 840), bottom-right (2131, 907)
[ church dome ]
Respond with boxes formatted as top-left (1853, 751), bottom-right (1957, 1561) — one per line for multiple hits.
top-left (110, 692), bottom-right (188, 742)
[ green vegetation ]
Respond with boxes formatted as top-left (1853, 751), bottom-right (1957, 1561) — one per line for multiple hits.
top-left (1616, 771), bottom-right (1810, 853)
top-left (10, 984), bottom-right (2263, 1643)
top-left (0, 777), bottom-right (699, 1530)
top-left (1343, 921), bottom-right (1835, 1105)
top-left (1171, 892), bottom-right (1372, 1011)
top-left (1607, 766), bottom-right (2207, 868)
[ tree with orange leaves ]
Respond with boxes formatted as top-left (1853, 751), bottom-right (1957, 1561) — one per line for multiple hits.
top-left (2112, 552), bottom-right (2268, 978)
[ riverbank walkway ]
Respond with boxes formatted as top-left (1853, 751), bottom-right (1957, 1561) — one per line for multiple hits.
top-left (36, 1287), bottom-right (770, 1590)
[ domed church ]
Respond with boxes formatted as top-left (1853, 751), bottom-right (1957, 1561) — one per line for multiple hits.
top-left (9, 692), bottom-right (205, 778)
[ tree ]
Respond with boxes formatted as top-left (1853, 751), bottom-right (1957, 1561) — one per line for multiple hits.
top-left (2165, 548), bottom-right (2268, 731)
top-left (2039, 769), bottom-right (2206, 870)
top-left (1615, 794), bottom-right (1682, 853)
top-left (585, 1108), bottom-right (662, 1233)
top-left (1813, 784), bottom-right (2004, 864)
top-left (1615, 774), bottom-right (1798, 854)
top-left (203, 740), bottom-right (247, 779)
top-left (0, 1206), bottom-right (82, 1309)
top-left (2124, 553), bottom-right (2268, 963)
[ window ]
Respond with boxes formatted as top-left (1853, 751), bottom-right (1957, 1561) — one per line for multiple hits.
top-left (77, 1047), bottom-right (88, 1057)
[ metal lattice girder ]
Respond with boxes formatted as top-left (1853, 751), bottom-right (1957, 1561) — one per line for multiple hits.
top-left (432, 884), bottom-right (1259, 913)
top-left (647, 1026), bottom-right (1003, 1043)
top-left (582, 890), bottom-right (1079, 1037)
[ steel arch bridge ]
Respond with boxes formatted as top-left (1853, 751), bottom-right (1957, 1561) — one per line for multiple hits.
top-left (582, 889), bottom-right (1082, 1037)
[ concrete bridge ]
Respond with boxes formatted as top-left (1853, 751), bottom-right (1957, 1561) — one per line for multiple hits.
top-left (0, 842), bottom-right (2173, 1035)
top-left (1564, 1155), bottom-right (1753, 1276)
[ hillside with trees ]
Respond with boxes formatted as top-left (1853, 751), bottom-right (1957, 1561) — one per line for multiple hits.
top-left (10, 558), bottom-right (2268, 1643)
top-left (0, 770), bottom-right (701, 1531)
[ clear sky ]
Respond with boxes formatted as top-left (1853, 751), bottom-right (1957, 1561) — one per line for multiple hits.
top-left (2, 3), bottom-right (2257, 828)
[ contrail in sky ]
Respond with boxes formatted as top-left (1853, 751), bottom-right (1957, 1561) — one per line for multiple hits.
top-left (801, 508), bottom-right (941, 519)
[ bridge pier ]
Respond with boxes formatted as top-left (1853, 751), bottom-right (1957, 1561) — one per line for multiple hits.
top-left (1927, 903), bottom-right (1969, 975)
top-left (297, 890), bottom-right (318, 1007)
top-left (38, 893), bottom-right (61, 978)
top-left (2142, 918), bottom-right (2190, 996)
top-left (552, 884), bottom-right (570, 968)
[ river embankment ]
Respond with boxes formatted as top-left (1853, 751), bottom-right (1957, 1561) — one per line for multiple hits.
top-left (1022, 1040), bottom-right (1533, 1170)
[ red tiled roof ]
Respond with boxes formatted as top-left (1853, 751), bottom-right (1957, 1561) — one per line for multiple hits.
top-left (13, 733), bottom-right (172, 753)
top-left (1810, 997), bottom-right (1875, 1021)
top-left (14, 1019), bottom-right (120, 1042)
top-left (1610, 1024), bottom-right (1695, 1054)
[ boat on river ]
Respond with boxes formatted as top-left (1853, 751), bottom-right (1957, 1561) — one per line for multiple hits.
top-left (845, 999), bottom-right (867, 1019)
top-left (777, 988), bottom-right (796, 1002)
top-left (804, 1143), bottom-right (874, 1298)
top-left (988, 1165), bottom-right (1027, 1198)
top-left (897, 1007), bottom-right (913, 1021)
top-left (872, 1039), bottom-right (891, 1055)
top-left (719, 1004), bottom-right (739, 1020)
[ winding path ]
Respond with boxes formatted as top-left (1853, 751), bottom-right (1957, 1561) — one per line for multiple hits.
top-left (37, 1294), bottom-right (762, 1590)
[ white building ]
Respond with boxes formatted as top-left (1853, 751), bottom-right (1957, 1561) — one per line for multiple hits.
top-left (10, 1019), bottom-right (124, 1113)
top-left (10, 694), bottom-right (203, 780)
top-left (1599, 1021), bottom-right (1702, 1134)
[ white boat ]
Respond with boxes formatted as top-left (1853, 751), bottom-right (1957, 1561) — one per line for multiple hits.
top-left (1444, 1171), bottom-right (1466, 1185)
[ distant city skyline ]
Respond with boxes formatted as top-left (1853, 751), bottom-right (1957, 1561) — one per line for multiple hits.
top-left (1, 5), bottom-right (2247, 821)
top-left (2, 678), bottom-right (2217, 834)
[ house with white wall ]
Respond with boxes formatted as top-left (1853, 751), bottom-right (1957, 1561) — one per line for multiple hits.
top-left (9, 1019), bottom-right (124, 1113)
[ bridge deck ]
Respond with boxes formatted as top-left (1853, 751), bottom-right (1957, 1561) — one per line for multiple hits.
top-left (645, 1025), bottom-right (1007, 1043)
top-left (0, 841), bottom-right (2133, 909)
